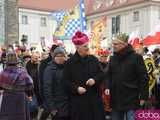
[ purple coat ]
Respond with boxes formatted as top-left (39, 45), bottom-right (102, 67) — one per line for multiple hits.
top-left (0, 66), bottom-right (33, 120)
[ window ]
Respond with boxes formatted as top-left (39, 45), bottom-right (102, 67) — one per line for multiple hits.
top-left (22, 15), bottom-right (28, 24)
top-left (116, 16), bottom-right (120, 34)
top-left (112, 15), bottom-right (121, 36)
top-left (133, 11), bottom-right (139, 22)
top-left (41, 17), bottom-right (47, 26)
top-left (112, 17), bottom-right (116, 36)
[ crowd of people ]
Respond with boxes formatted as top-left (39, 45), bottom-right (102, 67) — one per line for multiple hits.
top-left (0, 31), bottom-right (160, 120)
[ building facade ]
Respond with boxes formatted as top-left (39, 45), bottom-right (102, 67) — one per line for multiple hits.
top-left (19, 8), bottom-right (56, 46)
top-left (0, 0), bottom-right (5, 45)
top-left (86, 0), bottom-right (160, 48)
top-left (18, 0), bottom-right (78, 48)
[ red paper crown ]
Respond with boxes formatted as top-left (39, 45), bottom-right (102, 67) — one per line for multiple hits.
top-left (97, 49), bottom-right (111, 56)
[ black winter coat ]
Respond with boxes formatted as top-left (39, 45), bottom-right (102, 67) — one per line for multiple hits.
top-left (26, 60), bottom-right (42, 105)
top-left (63, 52), bottom-right (105, 120)
top-left (43, 62), bottom-right (69, 117)
top-left (106, 45), bottom-right (149, 111)
top-left (39, 56), bottom-right (52, 100)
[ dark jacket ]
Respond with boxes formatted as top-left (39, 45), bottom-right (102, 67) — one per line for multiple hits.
top-left (26, 60), bottom-right (42, 105)
top-left (106, 45), bottom-right (149, 111)
top-left (43, 62), bottom-right (69, 117)
top-left (99, 62), bottom-right (108, 73)
top-left (63, 52), bottom-right (105, 120)
top-left (39, 56), bottom-right (52, 100)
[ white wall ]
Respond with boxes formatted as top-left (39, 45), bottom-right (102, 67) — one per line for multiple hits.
top-left (150, 5), bottom-right (160, 33)
top-left (106, 6), bottom-right (151, 39)
top-left (19, 8), bottom-right (57, 46)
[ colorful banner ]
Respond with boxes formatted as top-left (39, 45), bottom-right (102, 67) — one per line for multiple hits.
top-left (90, 16), bottom-right (107, 51)
top-left (143, 32), bottom-right (160, 46)
top-left (52, 0), bottom-right (87, 40)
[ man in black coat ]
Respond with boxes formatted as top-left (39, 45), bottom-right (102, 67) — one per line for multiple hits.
top-left (39, 45), bottom-right (58, 100)
top-left (105, 33), bottom-right (149, 120)
top-left (26, 51), bottom-right (42, 119)
top-left (43, 47), bottom-right (69, 120)
top-left (63, 31), bottom-right (105, 120)
top-left (39, 45), bottom-right (58, 120)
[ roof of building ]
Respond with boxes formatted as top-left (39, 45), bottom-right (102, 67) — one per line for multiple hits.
top-left (18, 0), bottom-right (160, 15)
top-left (85, 0), bottom-right (160, 16)
top-left (18, 0), bottom-right (79, 12)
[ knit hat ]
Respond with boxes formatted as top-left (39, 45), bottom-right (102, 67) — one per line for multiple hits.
top-left (53, 47), bottom-right (66, 58)
top-left (6, 51), bottom-right (19, 65)
top-left (113, 33), bottom-right (129, 43)
top-left (72, 31), bottom-right (89, 46)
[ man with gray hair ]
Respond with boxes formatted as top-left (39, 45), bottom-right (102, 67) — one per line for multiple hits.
top-left (105, 33), bottom-right (149, 120)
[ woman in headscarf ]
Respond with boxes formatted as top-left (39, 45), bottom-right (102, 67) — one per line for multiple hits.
top-left (0, 52), bottom-right (33, 120)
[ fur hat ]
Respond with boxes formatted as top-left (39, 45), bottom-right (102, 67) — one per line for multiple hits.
top-left (72, 31), bottom-right (89, 46)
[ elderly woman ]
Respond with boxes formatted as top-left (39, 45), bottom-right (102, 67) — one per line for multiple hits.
top-left (0, 52), bottom-right (33, 120)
